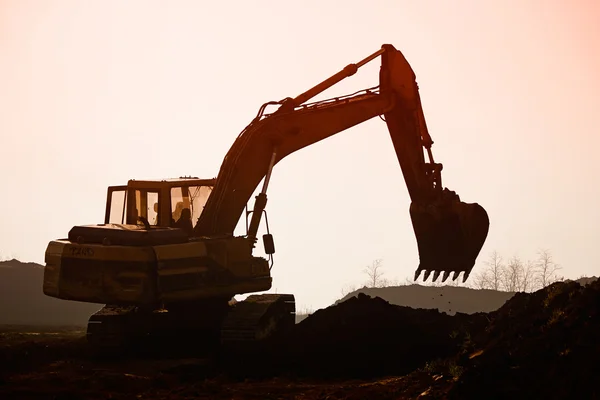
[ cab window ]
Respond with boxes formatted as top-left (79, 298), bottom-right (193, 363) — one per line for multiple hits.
top-left (170, 185), bottom-right (212, 228)
top-left (130, 189), bottom-right (160, 226)
top-left (107, 189), bottom-right (127, 224)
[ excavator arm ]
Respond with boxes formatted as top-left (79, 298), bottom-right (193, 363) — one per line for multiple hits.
top-left (194, 44), bottom-right (489, 283)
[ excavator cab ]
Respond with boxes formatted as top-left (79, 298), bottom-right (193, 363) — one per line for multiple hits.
top-left (104, 177), bottom-right (215, 231)
top-left (44, 175), bottom-right (275, 307)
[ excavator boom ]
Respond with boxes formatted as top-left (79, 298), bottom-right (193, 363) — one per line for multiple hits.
top-left (195, 44), bottom-right (489, 283)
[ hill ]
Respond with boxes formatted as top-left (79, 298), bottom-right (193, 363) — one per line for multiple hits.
top-left (337, 284), bottom-right (515, 315)
top-left (333, 275), bottom-right (598, 314)
top-left (0, 259), bottom-right (100, 326)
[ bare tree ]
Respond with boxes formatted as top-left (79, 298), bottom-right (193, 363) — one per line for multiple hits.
top-left (521, 260), bottom-right (538, 292)
top-left (364, 259), bottom-right (385, 288)
top-left (484, 251), bottom-right (504, 290)
top-left (536, 249), bottom-right (562, 288)
top-left (472, 269), bottom-right (491, 289)
top-left (501, 256), bottom-right (523, 292)
top-left (467, 249), bottom-right (561, 292)
top-left (379, 277), bottom-right (401, 287)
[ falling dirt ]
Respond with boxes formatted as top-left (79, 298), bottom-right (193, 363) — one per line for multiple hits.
top-left (2, 279), bottom-right (599, 399)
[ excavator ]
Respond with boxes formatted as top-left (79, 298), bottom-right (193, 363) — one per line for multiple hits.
top-left (42, 44), bottom-right (489, 353)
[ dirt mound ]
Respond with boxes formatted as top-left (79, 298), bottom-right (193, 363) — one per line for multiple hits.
top-left (448, 279), bottom-right (600, 399)
top-left (0, 259), bottom-right (100, 325)
top-left (234, 280), bottom-right (600, 394)
top-left (259, 293), bottom-right (489, 379)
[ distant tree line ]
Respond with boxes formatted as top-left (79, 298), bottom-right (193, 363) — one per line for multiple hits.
top-left (471, 249), bottom-right (563, 292)
top-left (340, 248), bottom-right (565, 296)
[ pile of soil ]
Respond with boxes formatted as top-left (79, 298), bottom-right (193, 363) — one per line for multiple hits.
top-left (256, 293), bottom-right (489, 379)
top-left (262, 278), bottom-right (600, 394)
top-left (446, 279), bottom-right (600, 399)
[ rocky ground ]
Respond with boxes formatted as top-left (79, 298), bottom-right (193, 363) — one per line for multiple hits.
top-left (2, 278), bottom-right (599, 399)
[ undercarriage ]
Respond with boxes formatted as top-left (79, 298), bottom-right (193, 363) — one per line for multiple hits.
top-left (85, 293), bottom-right (296, 359)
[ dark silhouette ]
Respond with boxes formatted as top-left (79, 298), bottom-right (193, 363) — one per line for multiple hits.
top-left (2, 277), bottom-right (600, 399)
top-left (173, 207), bottom-right (193, 235)
top-left (40, 44), bottom-right (490, 364)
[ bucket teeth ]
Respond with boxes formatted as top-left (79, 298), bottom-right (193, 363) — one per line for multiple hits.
top-left (409, 197), bottom-right (490, 286)
top-left (442, 271), bottom-right (450, 283)
top-left (462, 271), bottom-right (470, 283)
top-left (414, 268), bottom-right (423, 281)
top-left (423, 270), bottom-right (432, 282)
top-left (415, 267), bottom-right (474, 284)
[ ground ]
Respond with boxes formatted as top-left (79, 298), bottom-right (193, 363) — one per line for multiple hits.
top-left (0, 326), bottom-right (453, 400)
top-left (2, 279), bottom-right (600, 399)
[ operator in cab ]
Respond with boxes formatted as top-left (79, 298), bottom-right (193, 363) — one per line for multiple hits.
top-left (173, 207), bottom-right (193, 235)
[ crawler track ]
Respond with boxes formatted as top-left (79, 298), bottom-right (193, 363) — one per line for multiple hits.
top-left (221, 294), bottom-right (296, 343)
top-left (85, 294), bottom-right (296, 360)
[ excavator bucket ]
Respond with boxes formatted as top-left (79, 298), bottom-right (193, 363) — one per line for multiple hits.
top-left (410, 193), bottom-right (489, 283)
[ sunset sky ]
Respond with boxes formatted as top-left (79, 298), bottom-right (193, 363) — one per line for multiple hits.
top-left (1, 0), bottom-right (598, 309)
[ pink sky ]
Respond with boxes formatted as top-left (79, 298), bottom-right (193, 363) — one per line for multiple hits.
top-left (1, 0), bottom-right (598, 308)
